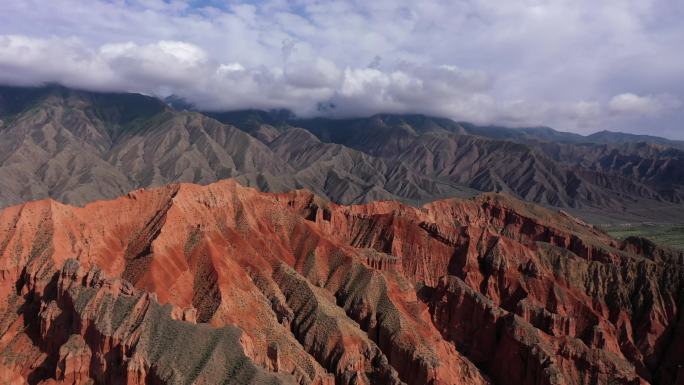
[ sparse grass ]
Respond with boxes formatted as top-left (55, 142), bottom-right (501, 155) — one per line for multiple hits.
top-left (606, 224), bottom-right (684, 251)
top-left (184, 227), bottom-right (202, 255)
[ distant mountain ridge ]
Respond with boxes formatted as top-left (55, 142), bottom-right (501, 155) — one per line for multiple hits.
top-left (209, 108), bottom-right (684, 150)
top-left (2, 85), bottom-right (683, 224)
top-left (210, 109), bottom-right (684, 211)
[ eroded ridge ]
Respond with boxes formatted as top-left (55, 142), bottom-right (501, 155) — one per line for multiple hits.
top-left (0, 179), bottom-right (682, 385)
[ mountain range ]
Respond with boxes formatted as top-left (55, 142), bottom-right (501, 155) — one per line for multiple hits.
top-left (1, 84), bottom-right (684, 385)
top-left (1, 84), bottom-right (683, 226)
top-left (1, 179), bottom-right (683, 385)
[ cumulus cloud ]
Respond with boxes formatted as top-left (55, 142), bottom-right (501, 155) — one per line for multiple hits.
top-left (0, 35), bottom-right (114, 89)
top-left (0, 0), bottom-right (683, 137)
top-left (0, 34), bottom-right (497, 119)
top-left (608, 93), bottom-right (681, 115)
top-left (284, 58), bottom-right (342, 89)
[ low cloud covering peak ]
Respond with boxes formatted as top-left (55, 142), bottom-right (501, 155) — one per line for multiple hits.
top-left (1, 0), bottom-right (683, 138)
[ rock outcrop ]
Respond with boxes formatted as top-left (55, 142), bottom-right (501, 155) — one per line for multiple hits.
top-left (0, 179), bottom-right (682, 384)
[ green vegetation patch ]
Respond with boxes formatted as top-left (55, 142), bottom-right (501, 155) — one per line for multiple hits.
top-left (606, 224), bottom-right (684, 251)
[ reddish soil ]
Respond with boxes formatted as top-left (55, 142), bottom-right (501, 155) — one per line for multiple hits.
top-left (0, 179), bottom-right (682, 385)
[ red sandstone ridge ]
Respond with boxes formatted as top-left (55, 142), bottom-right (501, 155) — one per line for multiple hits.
top-left (0, 179), bottom-right (682, 385)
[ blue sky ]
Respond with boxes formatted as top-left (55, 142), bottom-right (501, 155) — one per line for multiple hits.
top-left (0, 0), bottom-right (683, 139)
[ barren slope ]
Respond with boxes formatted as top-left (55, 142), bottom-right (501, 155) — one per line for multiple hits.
top-left (0, 179), bottom-right (682, 384)
top-left (2, 85), bottom-right (684, 224)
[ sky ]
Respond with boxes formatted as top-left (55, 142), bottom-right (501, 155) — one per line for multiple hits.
top-left (0, 0), bottom-right (683, 139)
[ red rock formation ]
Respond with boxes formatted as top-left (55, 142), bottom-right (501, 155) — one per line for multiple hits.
top-left (54, 335), bottom-right (91, 384)
top-left (0, 179), bottom-right (682, 385)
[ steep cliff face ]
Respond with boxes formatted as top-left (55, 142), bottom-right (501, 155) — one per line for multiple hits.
top-left (0, 179), bottom-right (682, 384)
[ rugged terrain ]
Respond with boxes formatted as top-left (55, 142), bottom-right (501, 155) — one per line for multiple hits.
top-left (0, 179), bottom-right (683, 384)
top-left (2, 85), bottom-right (684, 225)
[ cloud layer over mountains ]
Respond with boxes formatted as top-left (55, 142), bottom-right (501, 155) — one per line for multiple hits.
top-left (1, 0), bottom-right (683, 138)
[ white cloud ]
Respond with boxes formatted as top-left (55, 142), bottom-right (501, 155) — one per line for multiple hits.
top-left (217, 63), bottom-right (246, 75)
top-left (609, 93), bottom-right (681, 115)
top-left (0, 35), bottom-right (115, 89)
top-left (0, 0), bottom-right (682, 137)
top-left (284, 58), bottom-right (342, 89)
